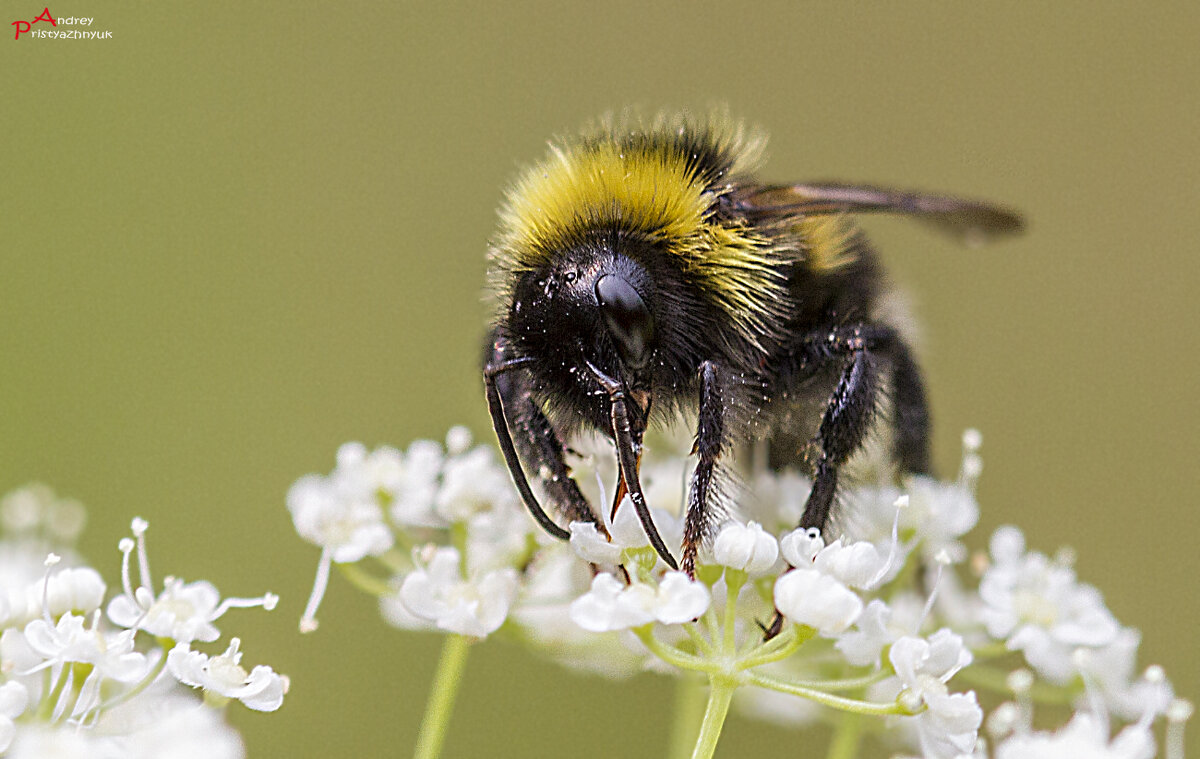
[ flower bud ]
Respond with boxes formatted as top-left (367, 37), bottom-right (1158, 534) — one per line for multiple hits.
top-left (712, 521), bottom-right (779, 575)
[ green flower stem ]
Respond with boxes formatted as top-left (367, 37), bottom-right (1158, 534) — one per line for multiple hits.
top-left (825, 709), bottom-right (864, 759)
top-left (701, 604), bottom-right (722, 646)
top-left (38, 663), bottom-right (73, 721)
top-left (683, 622), bottom-right (713, 656)
top-left (52, 663), bottom-right (92, 725)
top-left (954, 664), bottom-right (1077, 705)
top-left (690, 677), bottom-right (737, 759)
top-left (377, 546), bottom-right (414, 573)
top-left (723, 570), bottom-right (746, 651)
top-left (969, 641), bottom-right (1013, 660)
top-left (337, 561), bottom-right (393, 597)
top-left (669, 675), bottom-right (709, 759)
top-left (635, 626), bottom-right (712, 673)
top-left (736, 625), bottom-right (814, 671)
top-left (788, 669), bottom-right (891, 693)
top-left (747, 672), bottom-right (912, 716)
top-left (413, 634), bottom-right (471, 759)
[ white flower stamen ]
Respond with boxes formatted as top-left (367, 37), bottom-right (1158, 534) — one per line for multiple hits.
top-left (130, 517), bottom-right (152, 593)
top-left (300, 546), bottom-right (333, 633)
top-left (39, 554), bottom-right (61, 624)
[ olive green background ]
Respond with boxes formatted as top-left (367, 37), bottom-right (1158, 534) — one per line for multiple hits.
top-left (3, 2), bottom-right (1197, 757)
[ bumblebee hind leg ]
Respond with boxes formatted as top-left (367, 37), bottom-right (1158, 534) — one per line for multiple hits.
top-left (788, 324), bottom-right (929, 532)
top-left (890, 340), bottom-right (932, 475)
top-left (799, 345), bottom-right (880, 531)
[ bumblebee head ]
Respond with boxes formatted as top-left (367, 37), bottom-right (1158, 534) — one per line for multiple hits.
top-left (508, 242), bottom-right (657, 401)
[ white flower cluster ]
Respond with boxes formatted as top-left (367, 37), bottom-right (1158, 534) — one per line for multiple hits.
top-left (0, 485), bottom-right (286, 758)
top-left (289, 430), bottom-right (1191, 758)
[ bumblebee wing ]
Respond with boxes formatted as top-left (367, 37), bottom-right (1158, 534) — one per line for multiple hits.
top-left (731, 182), bottom-right (1024, 246)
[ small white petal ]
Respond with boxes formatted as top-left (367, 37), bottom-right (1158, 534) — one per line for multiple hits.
top-left (918, 690), bottom-right (983, 758)
top-left (989, 525), bottom-right (1026, 564)
top-left (653, 572), bottom-right (710, 624)
top-left (779, 528), bottom-right (824, 566)
top-left (569, 521), bottom-right (622, 565)
top-left (445, 425), bottom-right (473, 455)
top-left (0, 682), bottom-right (28, 720)
top-left (813, 539), bottom-right (888, 589)
top-left (835, 599), bottom-right (894, 666)
top-left (238, 665), bottom-right (288, 711)
top-left (569, 574), bottom-right (653, 632)
top-left (608, 497), bottom-right (651, 548)
top-left (774, 568), bottom-right (862, 635)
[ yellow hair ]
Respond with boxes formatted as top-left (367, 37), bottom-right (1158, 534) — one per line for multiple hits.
top-left (492, 114), bottom-right (791, 348)
top-left (799, 215), bottom-right (858, 272)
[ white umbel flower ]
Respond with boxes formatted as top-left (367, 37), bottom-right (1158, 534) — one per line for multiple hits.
top-left (569, 572), bottom-right (710, 632)
top-left (23, 612), bottom-right (147, 683)
top-left (167, 638), bottom-right (287, 712)
top-left (779, 530), bottom-right (890, 589)
top-left (435, 445), bottom-right (517, 522)
top-left (287, 470), bottom-right (394, 564)
top-left (568, 494), bottom-right (683, 570)
top-left (107, 521), bottom-right (277, 643)
top-left (0, 566), bottom-right (105, 630)
top-left (834, 595), bottom-right (925, 667)
top-left (568, 521), bottom-right (623, 565)
top-left (399, 546), bottom-right (519, 638)
top-left (980, 526), bottom-right (1120, 683)
top-left (995, 711), bottom-right (1155, 759)
top-left (889, 629), bottom-right (981, 759)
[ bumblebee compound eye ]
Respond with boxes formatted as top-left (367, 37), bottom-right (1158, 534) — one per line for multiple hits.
top-left (595, 274), bottom-right (655, 370)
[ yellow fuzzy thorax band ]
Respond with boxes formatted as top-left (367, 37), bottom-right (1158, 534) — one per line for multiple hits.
top-left (491, 116), bottom-right (792, 349)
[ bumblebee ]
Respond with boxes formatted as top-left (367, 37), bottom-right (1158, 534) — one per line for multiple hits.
top-left (484, 112), bottom-right (1021, 575)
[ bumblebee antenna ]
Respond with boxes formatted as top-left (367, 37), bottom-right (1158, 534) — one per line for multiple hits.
top-left (585, 361), bottom-right (679, 570)
top-left (484, 358), bottom-right (571, 541)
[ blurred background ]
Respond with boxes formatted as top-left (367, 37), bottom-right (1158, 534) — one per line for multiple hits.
top-left (3, 2), bottom-right (1196, 756)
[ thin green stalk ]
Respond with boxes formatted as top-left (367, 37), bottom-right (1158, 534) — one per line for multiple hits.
top-left (691, 677), bottom-right (736, 759)
top-left (337, 561), bottom-right (393, 597)
top-left (747, 672), bottom-right (911, 716)
top-left (52, 663), bottom-right (90, 726)
top-left (669, 675), bottom-right (709, 759)
top-left (635, 626), bottom-right (712, 673)
top-left (722, 571), bottom-right (746, 652)
top-left (969, 641), bottom-right (1012, 660)
top-left (98, 641), bottom-right (171, 710)
top-left (954, 664), bottom-right (1077, 705)
top-left (683, 622), bottom-right (713, 656)
top-left (788, 669), bottom-right (890, 693)
top-left (376, 547), bottom-right (413, 573)
top-left (413, 634), bottom-right (471, 759)
top-left (38, 663), bottom-right (73, 721)
top-left (736, 624), bottom-right (814, 671)
top-left (825, 708), bottom-right (863, 759)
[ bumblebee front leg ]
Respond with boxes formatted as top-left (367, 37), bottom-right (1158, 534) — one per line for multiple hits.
top-left (485, 338), bottom-right (600, 536)
top-left (682, 361), bottom-right (728, 576)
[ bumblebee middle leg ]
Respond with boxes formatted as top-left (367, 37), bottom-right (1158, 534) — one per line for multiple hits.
top-left (682, 360), bottom-right (728, 576)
